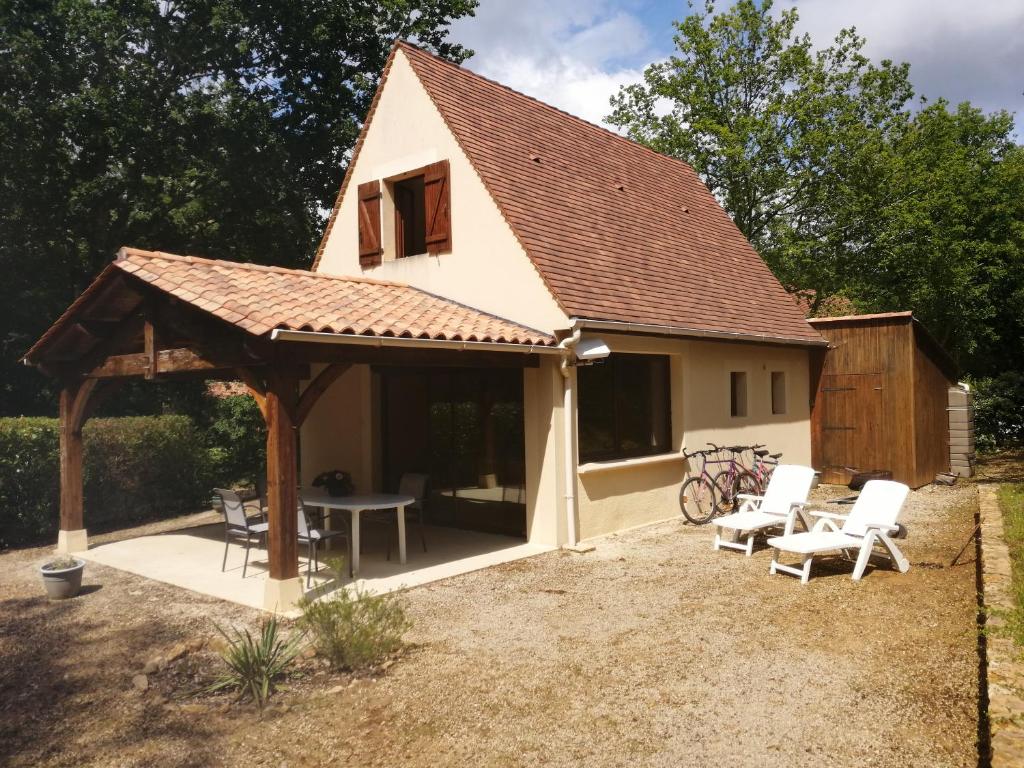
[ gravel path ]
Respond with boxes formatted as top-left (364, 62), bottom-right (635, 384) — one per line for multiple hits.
top-left (0, 483), bottom-right (981, 767)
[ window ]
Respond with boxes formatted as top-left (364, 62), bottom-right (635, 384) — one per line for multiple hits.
top-left (394, 175), bottom-right (427, 256)
top-left (578, 354), bottom-right (671, 462)
top-left (771, 371), bottom-right (787, 415)
top-left (730, 371), bottom-right (748, 417)
top-left (354, 160), bottom-right (452, 268)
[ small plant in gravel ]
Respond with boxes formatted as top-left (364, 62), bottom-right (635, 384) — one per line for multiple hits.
top-left (298, 586), bottom-right (411, 671)
top-left (207, 617), bottom-right (305, 709)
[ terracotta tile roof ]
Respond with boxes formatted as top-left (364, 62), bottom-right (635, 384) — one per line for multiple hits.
top-left (25, 248), bottom-right (555, 361)
top-left (316, 42), bottom-right (821, 344)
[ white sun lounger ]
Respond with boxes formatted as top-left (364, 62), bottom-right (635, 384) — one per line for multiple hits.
top-left (767, 479), bottom-right (911, 584)
top-left (711, 465), bottom-right (816, 556)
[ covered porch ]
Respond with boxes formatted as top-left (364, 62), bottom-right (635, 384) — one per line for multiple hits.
top-left (23, 247), bottom-right (565, 611)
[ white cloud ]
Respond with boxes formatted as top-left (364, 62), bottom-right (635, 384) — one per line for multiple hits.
top-left (774, 0), bottom-right (1024, 118)
top-left (449, 1), bottom-right (651, 127)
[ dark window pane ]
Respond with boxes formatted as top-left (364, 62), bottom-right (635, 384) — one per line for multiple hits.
top-left (578, 354), bottom-right (671, 462)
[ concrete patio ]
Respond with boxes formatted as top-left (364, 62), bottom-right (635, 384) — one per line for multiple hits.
top-left (78, 514), bottom-right (552, 612)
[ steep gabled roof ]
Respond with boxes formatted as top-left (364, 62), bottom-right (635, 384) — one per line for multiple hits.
top-left (316, 42), bottom-right (822, 345)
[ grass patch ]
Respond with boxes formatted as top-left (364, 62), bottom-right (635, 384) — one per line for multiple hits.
top-left (996, 483), bottom-right (1024, 649)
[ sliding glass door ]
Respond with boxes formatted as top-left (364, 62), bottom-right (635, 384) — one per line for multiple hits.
top-left (380, 367), bottom-right (526, 538)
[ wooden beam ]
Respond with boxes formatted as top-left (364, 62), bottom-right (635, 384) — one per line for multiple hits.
top-left (58, 383), bottom-right (89, 532)
top-left (143, 320), bottom-right (158, 380)
top-left (295, 363), bottom-right (350, 427)
top-left (68, 379), bottom-right (99, 433)
top-left (236, 367), bottom-right (268, 421)
top-left (265, 369), bottom-right (299, 581)
top-left (90, 347), bottom-right (242, 378)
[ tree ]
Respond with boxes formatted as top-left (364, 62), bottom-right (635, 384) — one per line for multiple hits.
top-left (0, 0), bottom-right (477, 415)
top-left (608, 0), bottom-right (1023, 372)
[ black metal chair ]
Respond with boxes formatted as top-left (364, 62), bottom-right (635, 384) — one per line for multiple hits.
top-left (214, 488), bottom-right (269, 578)
top-left (297, 501), bottom-right (351, 587)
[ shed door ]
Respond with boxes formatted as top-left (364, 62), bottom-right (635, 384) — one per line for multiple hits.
top-left (818, 373), bottom-right (884, 481)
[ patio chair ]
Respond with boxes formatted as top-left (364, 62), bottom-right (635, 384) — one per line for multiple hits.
top-left (214, 488), bottom-right (269, 578)
top-left (766, 479), bottom-right (911, 584)
top-left (298, 501), bottom-right (351, 588)
top-left (710, 465), bottom-right (816, 556)
top-left (386, 473), bottom-right (429, 561)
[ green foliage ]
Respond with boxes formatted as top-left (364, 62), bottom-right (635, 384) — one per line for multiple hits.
top-left (208, 617), bottom-right (305, 709)
top-left (298, 587), bottom-right (411, 671)
top-left (203, 395), bottom-right (266, 489)
top-left (0, 0), bottom-right (478, 416)
top-left (608, 0), bottom-right (1024, 375)
top-left (972, 374), bottom-right (1024, 451)
top-left (0, 413), bottom-right (260, 549)
top-left (996, 484), bottom-right (1024, 652)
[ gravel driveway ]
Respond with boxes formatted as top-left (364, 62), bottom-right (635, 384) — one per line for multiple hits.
top-left (0, 483), bottom-right (980, 767)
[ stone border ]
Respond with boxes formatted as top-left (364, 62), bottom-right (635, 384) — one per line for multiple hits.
top-left (978, 484), bottom-right (1024, 766)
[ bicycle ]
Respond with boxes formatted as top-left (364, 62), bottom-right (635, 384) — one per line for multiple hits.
top-left (678, 447), bottom-right (723, 525)
top-left (748, 446), bottom-right (783, 492)
top-left (708, 443), bottom-right (760, 515)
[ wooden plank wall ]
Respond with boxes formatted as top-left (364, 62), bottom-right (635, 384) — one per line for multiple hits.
top-left (912, 325), bottom-right (953, 486)
top-left (810, 319), bottom-right (916, 485)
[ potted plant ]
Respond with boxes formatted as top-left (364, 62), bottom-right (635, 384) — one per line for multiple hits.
top-left (39, 554), bottom-right (86, 599)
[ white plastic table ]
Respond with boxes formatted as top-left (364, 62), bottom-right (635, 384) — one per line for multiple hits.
top-left (301, 489), bottom-right (415, 576)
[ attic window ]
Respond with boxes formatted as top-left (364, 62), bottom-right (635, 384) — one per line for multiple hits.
top-left (394, 176), bottom-right (426, 256)
top-left (379, 160), bottom-right (451, 261)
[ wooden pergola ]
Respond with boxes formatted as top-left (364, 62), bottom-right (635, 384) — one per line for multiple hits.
top-left (24, 248), bottom-right (558, 608)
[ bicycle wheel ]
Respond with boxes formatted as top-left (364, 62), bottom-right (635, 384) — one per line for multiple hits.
top-left (712, 469), bottom-right (759, 515)
top-left (679, 476), bottom-right (718, 525)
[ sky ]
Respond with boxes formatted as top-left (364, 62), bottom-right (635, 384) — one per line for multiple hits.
top-left (447, 0), bottom-right (1024, 131)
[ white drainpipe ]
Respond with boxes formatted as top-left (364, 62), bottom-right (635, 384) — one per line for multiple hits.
top-left (557, 327), bottom-right (582, 547)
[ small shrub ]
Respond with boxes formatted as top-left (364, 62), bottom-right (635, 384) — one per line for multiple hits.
top-left (972, 373), bottom-right (1024, 452)
top-left (298, 587), bottom-right (411, 671)
top-left (207, 617), bottom-right (304, 709)
top-left (41, 554), bottom-right (80, 571)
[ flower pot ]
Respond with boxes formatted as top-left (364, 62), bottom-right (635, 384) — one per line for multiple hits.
top-left (40, 559), bottom-right (85, 599)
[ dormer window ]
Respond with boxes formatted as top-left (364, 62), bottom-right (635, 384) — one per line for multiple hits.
top-left (357, 159), bottom-right (451, 268)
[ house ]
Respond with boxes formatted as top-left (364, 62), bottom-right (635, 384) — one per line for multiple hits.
top-left (24, 42), bottom-right (825, 610)
top-left (808, 311), bottom-right (968, 487)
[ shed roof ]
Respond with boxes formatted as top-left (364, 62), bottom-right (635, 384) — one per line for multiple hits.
top-left (315, 42), bottom-right (823, 346)
top-left (808, 311), bottom-right (959, 380)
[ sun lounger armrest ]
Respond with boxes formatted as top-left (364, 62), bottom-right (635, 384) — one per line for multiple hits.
top-left (863, 522), bottom-right (900, 534)
top-left (809, 510), bottom-right (848, 521)
top-left (736, 494), bottom-right (764, 502)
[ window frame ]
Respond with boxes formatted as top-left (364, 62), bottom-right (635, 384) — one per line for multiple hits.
top-left (577, 353), bottom-right (673, 464)
top-left (771, 370), bottom-right (787, 415)
top-left (730, 371), bottom-right (748, 418)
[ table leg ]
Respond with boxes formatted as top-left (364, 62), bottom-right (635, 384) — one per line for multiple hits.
top-left (397, 505), bottom-right (407, 565)
top-left (351, 509), bottom-right (361, 576)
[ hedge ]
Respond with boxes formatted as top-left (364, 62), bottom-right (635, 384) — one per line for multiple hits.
top-left (0, 402), bottom-right (264, 549)
top-left (971, 372), bottom-right (1024, 452)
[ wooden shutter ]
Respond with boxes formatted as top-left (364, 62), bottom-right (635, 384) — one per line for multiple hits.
top-left (423, 160), bottom-right (451, 254)
top-left (357, 180), bottom-right (382, 267)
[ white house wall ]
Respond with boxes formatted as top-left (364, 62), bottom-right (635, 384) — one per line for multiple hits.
top-left (315, 49), bottom-right (568, 335)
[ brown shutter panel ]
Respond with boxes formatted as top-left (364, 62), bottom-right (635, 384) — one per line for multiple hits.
top-left (423, 160), bottom-right (452, 254)
top-left (357, 180), bottom-right (382, 266)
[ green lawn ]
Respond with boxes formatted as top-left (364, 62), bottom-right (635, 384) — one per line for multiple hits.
top-left (997, 483), bottom-right (1024, 649)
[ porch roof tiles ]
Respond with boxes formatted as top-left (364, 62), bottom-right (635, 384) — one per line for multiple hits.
top-left (25, 248), bottom-right (556, 361)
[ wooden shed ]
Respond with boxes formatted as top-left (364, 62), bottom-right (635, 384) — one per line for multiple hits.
top-left (808, 312), bottom-right (959, 488)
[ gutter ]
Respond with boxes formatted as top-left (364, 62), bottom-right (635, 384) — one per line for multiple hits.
top-left (568, 318), bottom-right (829, 347)
top-left (269, 328), bottom-right (562, 355)
top-left (557, 328), bottom-right (582, 547)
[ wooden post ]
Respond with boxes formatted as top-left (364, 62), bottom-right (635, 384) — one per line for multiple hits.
top-left (265, 370), bottom-right (299, 583)
top-left (57, 380), bottom-right (95, 552)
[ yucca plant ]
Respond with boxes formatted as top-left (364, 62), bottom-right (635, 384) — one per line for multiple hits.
top-left (207, 617), bottom-right (305, 709)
